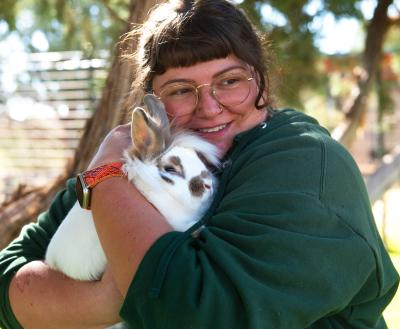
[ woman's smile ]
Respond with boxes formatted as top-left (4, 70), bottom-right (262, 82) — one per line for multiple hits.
top-left (196, 122), bottom-right (229, 134)
top-left (196, 123), bottom-right (229, 135)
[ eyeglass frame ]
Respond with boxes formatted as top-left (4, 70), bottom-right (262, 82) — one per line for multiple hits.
top-left (152, 68), bottom-right (255, 116)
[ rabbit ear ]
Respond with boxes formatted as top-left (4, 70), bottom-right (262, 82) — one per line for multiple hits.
top-left (129, 94), bottom-right (172, 160)
top-left (129, 107), bottom-right (166, 160)
top-left (143, 94), bottom-right (170, 136)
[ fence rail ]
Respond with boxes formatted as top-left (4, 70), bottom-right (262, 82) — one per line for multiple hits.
top-left (0, 51), bottom-right (109, 203)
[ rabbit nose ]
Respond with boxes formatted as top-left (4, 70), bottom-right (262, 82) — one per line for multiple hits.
top-left (189, 176), bottom-right (209, 197)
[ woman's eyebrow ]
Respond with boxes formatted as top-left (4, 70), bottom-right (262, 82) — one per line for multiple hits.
top-left (212, 65), bottom-right (248, 79)
top-left (159, 65), bottom-right (249, 89)
top-left (159, 78), bottom-right (196, 89)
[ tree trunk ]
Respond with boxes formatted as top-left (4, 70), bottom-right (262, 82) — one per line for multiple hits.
top-left (331, 0), bottom-right (393, 148)
top-left (70, 0), bottom-right (159, 175)
top-left (366, 145), bottom-right (400, 203)
top-left (0, 0), bottom-right (159, 250)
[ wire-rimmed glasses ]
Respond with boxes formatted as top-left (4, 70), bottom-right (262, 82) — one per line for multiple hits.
top-left (154, 68), bottom-right (254, 117)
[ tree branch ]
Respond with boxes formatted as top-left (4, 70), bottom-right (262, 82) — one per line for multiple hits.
top-left (331, 0), bottom-right (393, 148)
top-left (389, 16), bottom-right (400, 26)
top-left (366, 145), bottom-right (400, 203)
top-left (101, 0), bottom-right (129, 26)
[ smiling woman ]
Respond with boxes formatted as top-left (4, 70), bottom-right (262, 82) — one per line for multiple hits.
top-left (0, 1), bottom-right (398, 329)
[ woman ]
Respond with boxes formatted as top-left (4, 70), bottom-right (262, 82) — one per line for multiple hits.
top-left (0, 0), bottom-right (398, 328)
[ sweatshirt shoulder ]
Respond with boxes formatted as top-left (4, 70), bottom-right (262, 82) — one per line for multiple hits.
top-left (246, 108), bottom-right (358, 179)
top-left (229, 109), bottom-right (336, 198)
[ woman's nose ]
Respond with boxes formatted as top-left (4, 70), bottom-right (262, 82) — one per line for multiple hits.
top-left (195, 85), bottom-right (222, 117)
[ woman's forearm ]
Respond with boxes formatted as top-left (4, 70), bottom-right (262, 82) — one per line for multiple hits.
top-left (91, 177), bottom-right (173, 296)
top-left (9, 261), bottom-right (122, 329)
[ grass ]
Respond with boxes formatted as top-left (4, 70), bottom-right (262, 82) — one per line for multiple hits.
top-left (385, 252), bottom-right (400, 329)
top-left (373, 186), bottom-right (400, 328)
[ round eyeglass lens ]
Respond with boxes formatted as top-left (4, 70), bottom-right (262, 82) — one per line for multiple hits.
top-left (157, 69), bottom-right (253, 116)
top-left (213, 72), bottom-right (252, 107)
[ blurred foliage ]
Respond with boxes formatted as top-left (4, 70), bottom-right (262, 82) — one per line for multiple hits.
top-left (1, 0), bottom-right (130, 54)
top-left (239, 0), bottom-right (364, 108)
top-left (0, 0), bottom-right (399, 109)
top-left (0, 0), bottom-right (17, 29)
top-left (385, 25), bottom-right (400, 52)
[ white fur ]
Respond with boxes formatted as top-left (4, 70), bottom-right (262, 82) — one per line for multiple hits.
top-left (45, 130), bottom-right (219, 281)
top-left (45, 202), bottom-right (107, 280)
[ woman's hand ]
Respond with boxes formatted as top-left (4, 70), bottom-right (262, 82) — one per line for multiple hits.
top-left (88, 124), bottom-right (132, 170)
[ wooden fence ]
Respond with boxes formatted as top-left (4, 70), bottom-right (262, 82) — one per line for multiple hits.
top-left (0, 51), bottom-right (109, 203)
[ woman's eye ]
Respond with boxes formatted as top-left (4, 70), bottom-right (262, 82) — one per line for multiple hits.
top-left (224, 78), bottom-right (240, 85)
top-left (164, 85), bottom-right (194, 98)
top-left (218, 76), bottom-right (243, 88)
top-left (175, 88), bottom-right (192, 95)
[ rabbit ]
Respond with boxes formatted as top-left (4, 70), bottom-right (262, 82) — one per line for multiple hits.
top-left (45, 94), bottom-right (220, 281)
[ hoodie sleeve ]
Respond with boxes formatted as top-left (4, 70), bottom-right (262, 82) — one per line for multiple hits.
top-left (120, 128), bottom-right (399, 329)
top-left (0, 178), bottom-right (77, 329)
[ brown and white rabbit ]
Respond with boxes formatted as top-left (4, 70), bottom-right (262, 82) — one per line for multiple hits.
top-left (45, 94), bottom-right (220, 281)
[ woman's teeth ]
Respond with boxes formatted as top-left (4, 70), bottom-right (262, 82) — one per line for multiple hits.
top-left (198, 124), bottom-right (227, 133)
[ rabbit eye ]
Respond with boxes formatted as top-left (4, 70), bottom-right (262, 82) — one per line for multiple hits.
top-left (163, 165), bottom-right (177, 173)
top-left (158, 156), bottom-right (185, 178)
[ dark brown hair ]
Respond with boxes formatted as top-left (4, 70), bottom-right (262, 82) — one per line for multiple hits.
top-left (123, 0), bottom-right (272, 110)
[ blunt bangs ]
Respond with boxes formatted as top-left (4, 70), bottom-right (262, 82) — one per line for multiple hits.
top-left (152, 34), bottom-right (232, 75)
top-left (148, 12), bottom-right (239, 78)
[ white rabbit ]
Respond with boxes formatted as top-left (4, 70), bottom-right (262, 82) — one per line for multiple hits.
top-left (45, 94), bottom-right (220, 281)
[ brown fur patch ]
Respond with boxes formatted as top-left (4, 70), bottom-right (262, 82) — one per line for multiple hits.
top-left (169, 156), bottom-right (185, 178)
top-left (189, 176), bottom-right (205, 197)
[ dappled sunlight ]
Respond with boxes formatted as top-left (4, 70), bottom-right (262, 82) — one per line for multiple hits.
top-left (373, 185), bottom-right (400, 329)
top-left (373, 184), bottom-right (400, 253)
top-left (384, 253), bottom-right (400, 329)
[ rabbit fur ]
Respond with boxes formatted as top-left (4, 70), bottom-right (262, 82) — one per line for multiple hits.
top-left (45, 95), bottom-right (220, 281)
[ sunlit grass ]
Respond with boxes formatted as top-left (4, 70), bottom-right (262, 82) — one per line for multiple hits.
top-left (385, 252), bottom-right (400, 329)
top-left (373, 185), bottom-right (400, 328)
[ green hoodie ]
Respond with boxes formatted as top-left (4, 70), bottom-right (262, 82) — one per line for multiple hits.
top-left (0, 109), bottom-right (398, 329)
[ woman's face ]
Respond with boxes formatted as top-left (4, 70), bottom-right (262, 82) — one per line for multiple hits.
top-left (152, 54), bottom-right (267, 156)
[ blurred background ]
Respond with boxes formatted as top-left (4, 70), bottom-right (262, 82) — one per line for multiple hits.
top-left (0, 0), bottom-right (399, 327)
